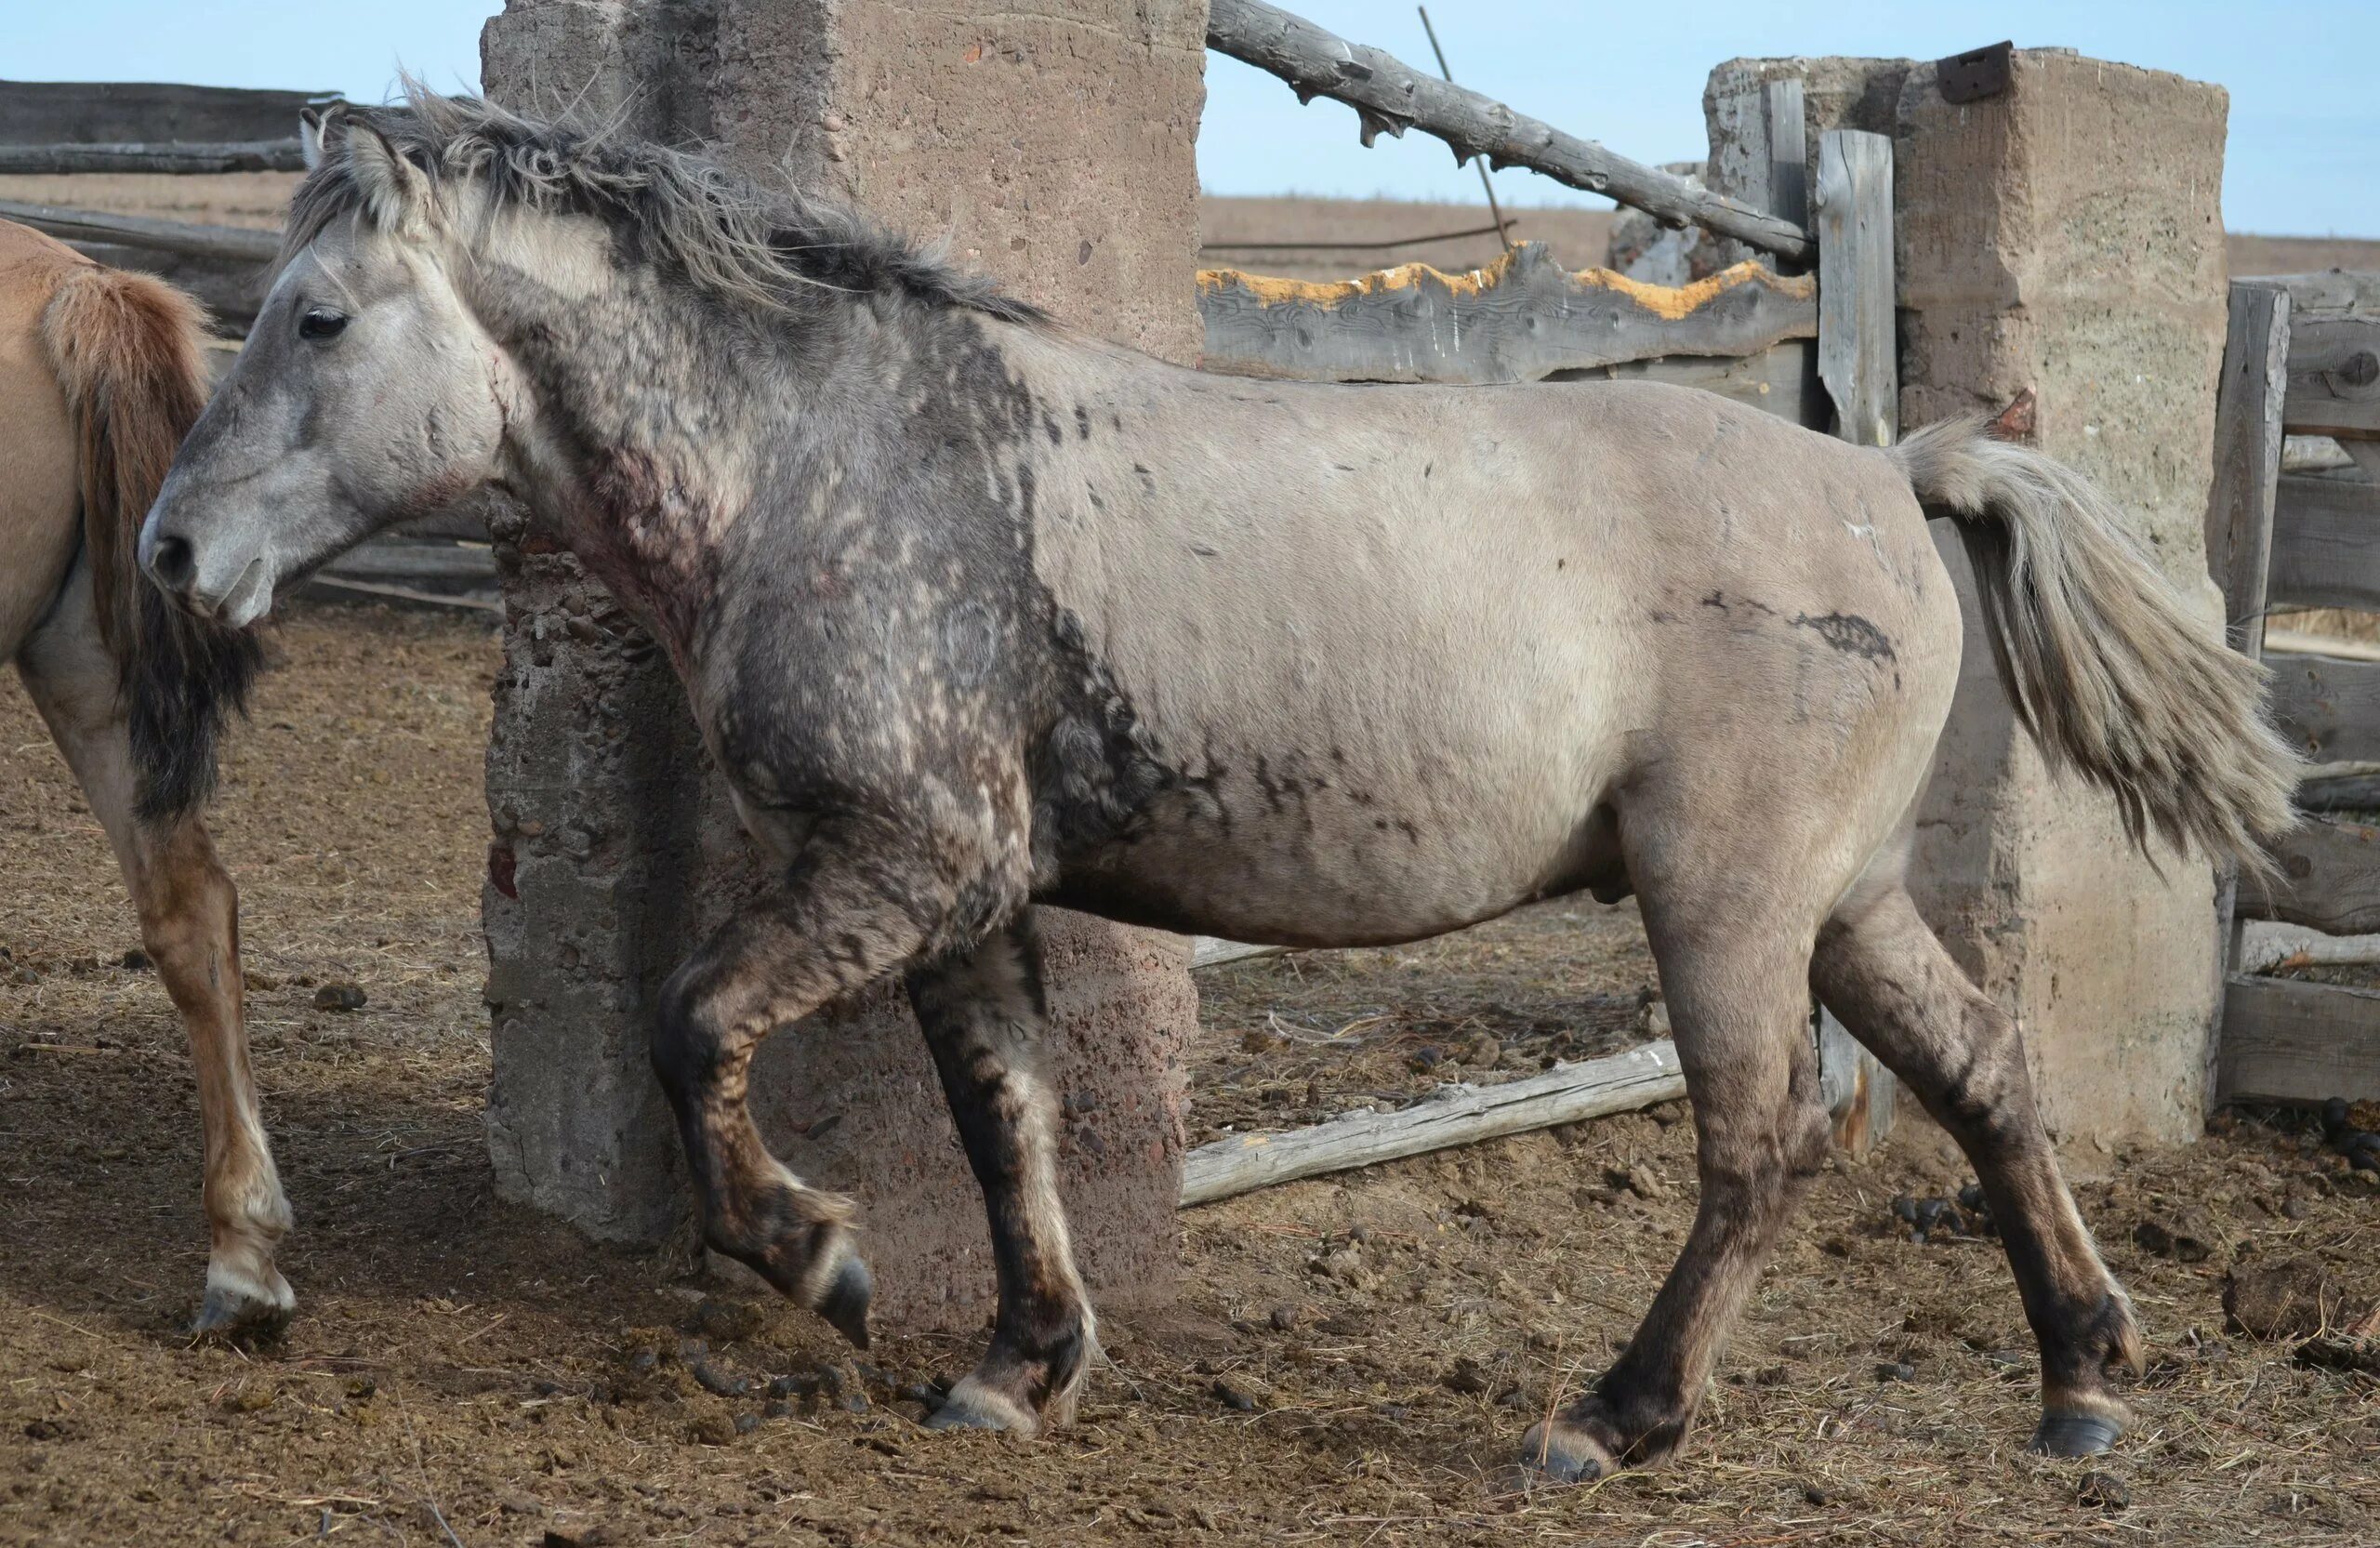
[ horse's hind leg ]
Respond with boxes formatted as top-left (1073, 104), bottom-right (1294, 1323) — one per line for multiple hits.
top-left (650, 818), bottom-right (966, 1347)
top-left (1524, 850), bottom-right (1832, 1482)
top-left (1811, 871), bottom-right (2140, 1455)
top-left (16, 562), bottom-right (290, 1334)
top-left (906, 916), bottom-right (1092, 1435)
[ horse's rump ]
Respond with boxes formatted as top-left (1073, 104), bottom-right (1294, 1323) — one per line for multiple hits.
top-left (36, 256), bottom-right (261, 822)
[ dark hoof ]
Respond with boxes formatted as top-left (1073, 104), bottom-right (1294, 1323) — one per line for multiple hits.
top-left (2031, 1411), bottom-right (2123, 1457)
top-left (815, 1254), bottom-right (872, 1351)
top-left (1516, 1420), bottom-right (1612, 1486)
top-left (192, 1281), bottom-right (293, 1343)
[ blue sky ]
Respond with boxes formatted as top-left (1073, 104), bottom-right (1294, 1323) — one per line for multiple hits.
top-left (8, 1), bottom-right (2374, 236)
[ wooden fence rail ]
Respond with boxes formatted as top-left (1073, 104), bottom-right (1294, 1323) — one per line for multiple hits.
top-left (0, 139), bottom-right (308, 175)
top-left (1204, 0), bottom-right (1810, 262)
top-left (0, 198), bottom-right (280, 265)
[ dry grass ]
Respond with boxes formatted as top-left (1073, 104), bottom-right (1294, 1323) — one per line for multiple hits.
top-left (1, 601), bottom-right (2375, 1548)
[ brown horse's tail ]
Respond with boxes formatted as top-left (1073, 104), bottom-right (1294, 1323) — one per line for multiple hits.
top-left (38, 264), bottom-right (262, 824)
top-left (1890, 416), bottom-right (2300, 878)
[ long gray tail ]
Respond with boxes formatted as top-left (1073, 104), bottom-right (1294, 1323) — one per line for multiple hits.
top-left (1891, 416), bottom-right (2299, 876)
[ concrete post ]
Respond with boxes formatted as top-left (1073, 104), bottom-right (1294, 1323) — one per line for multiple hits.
top-left (1707, 50), bottom-right (2232, 1151)
top-left (477, 0), bottom-right (1208, 1329)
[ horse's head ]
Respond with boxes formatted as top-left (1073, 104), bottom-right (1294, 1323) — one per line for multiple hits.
top-left (140, 103), bottom-right (510, 627)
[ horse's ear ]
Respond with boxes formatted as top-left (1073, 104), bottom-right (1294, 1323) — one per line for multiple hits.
top-left (298, 102), bottom-right (343, 172)
top-left (348, 126), bottom-right (435, 239)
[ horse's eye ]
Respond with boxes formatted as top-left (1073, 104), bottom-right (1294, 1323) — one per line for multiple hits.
top-left (298, 306), bottom-right (349, 341)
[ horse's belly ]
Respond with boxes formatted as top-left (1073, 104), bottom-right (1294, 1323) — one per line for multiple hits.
top-left (1041, 734), bottom-right (1626, 947)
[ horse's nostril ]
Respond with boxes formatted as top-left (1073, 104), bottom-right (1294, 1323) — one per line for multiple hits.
top-left (149, 534), bottom-right (196, 589)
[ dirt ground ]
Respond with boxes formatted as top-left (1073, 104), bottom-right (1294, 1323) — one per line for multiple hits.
top-left (2, 601), bottom-right (2377, 1548)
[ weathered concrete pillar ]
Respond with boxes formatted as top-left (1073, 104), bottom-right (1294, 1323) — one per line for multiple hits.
top-left (478, 0), bottom-right (1208, 1328)
top-left (1707, 51), bottom-right (2231, 1150)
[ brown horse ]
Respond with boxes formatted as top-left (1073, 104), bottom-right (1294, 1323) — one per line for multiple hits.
top-left (2, 219), bottom-right (271, 1333)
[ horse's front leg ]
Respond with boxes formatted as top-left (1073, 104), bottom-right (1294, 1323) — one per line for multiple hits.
top-left (651, 814), bottom-right (957, 1346)
top-left (906, 916), bottom-right (1094, 1434)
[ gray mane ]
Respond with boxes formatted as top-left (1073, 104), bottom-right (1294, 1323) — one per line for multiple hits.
top-left (284, 86), bottom-right (1048, 327)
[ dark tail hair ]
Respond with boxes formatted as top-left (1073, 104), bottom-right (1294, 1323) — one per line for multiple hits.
top-left (38, 265), bottom-right (262, 824)
top-left (1891, 416), bottom-right (2300, 878)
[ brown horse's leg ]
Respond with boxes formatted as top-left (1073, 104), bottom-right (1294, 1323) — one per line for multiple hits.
top-left (16, 568), bottom-right (290, 1333)
top-left (906, 916), bottom-right (1093, 1435)
top-left (651, 825), bottom-right (950, 1347)
top-left (1811, 880), bottom-right (2140, 1455)
top-left (1523, 885), bottom-right (1831, 1482)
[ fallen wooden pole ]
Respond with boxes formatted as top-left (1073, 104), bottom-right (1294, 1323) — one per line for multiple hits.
top-left (0, 199), bottom-right (280, 266)
top-left (1205, 0), bottom-right (1809, 262)
top-left (0, 139), bottom-right (308, 175)
top-left (1179, 1039), bottom-right (1685, 1206)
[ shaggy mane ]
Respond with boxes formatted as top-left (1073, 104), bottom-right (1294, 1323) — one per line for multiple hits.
top-left (283, 87), bottom-right (1047, 326)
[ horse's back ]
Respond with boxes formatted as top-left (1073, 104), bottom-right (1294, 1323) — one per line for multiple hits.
top-left (0, 219), bottom-right (87, 655)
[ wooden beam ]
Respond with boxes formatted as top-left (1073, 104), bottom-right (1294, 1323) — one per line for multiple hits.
top-left (1179, 1040), bottom-right (1685, 1206)
top-left (0, 139), bottom-right (307, 175)
top-left (2268, 472), bottom-right (2380, 611)
top-left (1574, 339), bottom-right (1817, 426)
top-left (1814, 129), bottom-right (1895, 447)
top-left (2298, 770), bottom-right (2380, 812)
top-left (1203, 0), bottom-right (1810, 261)
top-left (2217, 974), bottom-right (2380, 1105)
top-left (1190, 937), bottom-right (1287, 971)
top-left (0, 80), bottom-right (331, 146)
top-left (2241, 817), bottom-right (2380, 936)
top-left (2206, 283), bottom-right (2294, 654)
top-left (2283, 315), bottom-right (2380, 441)
top-left (0, 199), bottom-right (278, 266)
top-left (1760, 80), bottom-right (1809, 275)
top-left (1197, 245), bottom-right (1817, 387)
top-left (2268, 652), bottom-right (2380, 764)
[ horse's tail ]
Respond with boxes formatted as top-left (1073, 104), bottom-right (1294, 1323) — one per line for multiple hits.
top-left (38, 264), bottom-right (262, 825)
top-left (1890, 416), bottom-right (2299, 878)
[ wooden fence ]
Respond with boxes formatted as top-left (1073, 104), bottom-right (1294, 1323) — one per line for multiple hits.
top-left (2209, 271), bottom-right (2380, 1105)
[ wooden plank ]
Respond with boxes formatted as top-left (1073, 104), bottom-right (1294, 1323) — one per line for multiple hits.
top-left (1197, 245), bottom-right (1817, 386)
top-left (1190, 938), bottom-right (1286, 970)
top-left (2241, 817), bottom-right (2380, 935)
top-left (1179, 1040), bottom-right (1685, 1206)
top-left (2217, 974), bottom-right (2380, 1105)
top-left (2298, 771), bottom-right (2380, 812)
top-left (1814, 129), bottom-right (1895, 447)
top-left (2267, 653), bottom-right (2380, 764)
top-left (0, 198), bottom-right (278, 266)
top-left (1558, 339), bottom-right (1817, 426)
top-left (0, 139), bottom-right (307, 175)
top-left (2258, 270), bottom-right (2380, 319)
top-left (2268, 472), bottom-right (2380, 611)
top-left (1203, 0), bottom-right (1809, 261)
top-left (2206, 283), bottom-right (2293, 655)
top-left (1761, 80), bottom-right (1809, 275)
top-left (0, 80), bottom-right (331, 146)
top-left (2284, 315), bottom-right (2380, 441)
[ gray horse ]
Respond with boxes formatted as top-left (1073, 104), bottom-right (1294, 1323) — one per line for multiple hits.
top-left (141, 93), bottom-right (2295, 1479)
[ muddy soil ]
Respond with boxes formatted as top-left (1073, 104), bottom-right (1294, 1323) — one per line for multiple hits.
top-left (3, 602), bottom-right (2376, 1548)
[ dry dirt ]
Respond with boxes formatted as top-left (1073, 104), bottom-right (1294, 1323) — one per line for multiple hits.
top-left (2, 601), bottom-right (2376, 1548)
